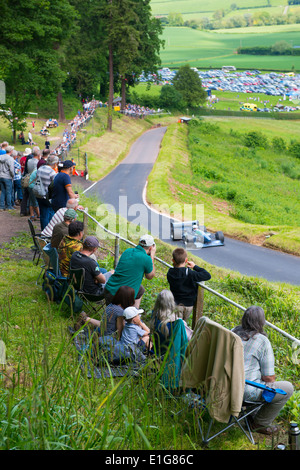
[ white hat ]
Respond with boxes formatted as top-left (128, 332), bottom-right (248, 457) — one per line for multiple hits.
top-left (23, 148), bottom-right (32, 156)
top-left (123, 306), bottom-right (144, 320)
top-left (139, 234), bottom-right (155, 247)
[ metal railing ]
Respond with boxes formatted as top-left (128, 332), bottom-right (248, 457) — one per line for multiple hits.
top-left (81, 208), bottom-right (300, 347)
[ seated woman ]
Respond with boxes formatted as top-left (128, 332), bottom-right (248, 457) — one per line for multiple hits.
top-left (150, 290), bottom-right (193, 355)
top-left (79, 285), bottom-right (135, 340)
top-left (232, 306), bottom-right (294, 435)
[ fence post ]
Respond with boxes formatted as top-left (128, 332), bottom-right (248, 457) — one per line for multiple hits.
top-left (83, 209), bottom-right (89, 238)
top-left (114, 234), bottom-right (120, 268)
top-left (192, 284), bottom-right (204, 329)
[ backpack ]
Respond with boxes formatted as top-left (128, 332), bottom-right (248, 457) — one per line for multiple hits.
top-left (33, 173), bottom-right (47, 198)
top-left (21, 173), bottom-right (31, 189)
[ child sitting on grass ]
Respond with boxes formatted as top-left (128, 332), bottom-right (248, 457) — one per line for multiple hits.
top-left (167, 247), bottom-right (211, 321)
top-left (120, 306), bottom-right (152, 353)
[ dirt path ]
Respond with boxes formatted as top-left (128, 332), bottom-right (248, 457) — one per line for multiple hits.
top-left (0, 175), bottom-right (92, 255)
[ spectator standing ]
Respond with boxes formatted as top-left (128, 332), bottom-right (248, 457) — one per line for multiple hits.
top-left (167, 247), bottom-right (211, 321)
top-left (36, 154), bottom-right (59, 230)
top-left (0, 145), bottom-right (15, 211)
top-left (51, 160), bottom-right (79, 212)
top-left (12, 150), bottom-right (23, 207)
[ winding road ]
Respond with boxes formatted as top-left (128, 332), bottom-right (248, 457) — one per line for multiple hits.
top-left (84, 126), bottom-right (300, 286)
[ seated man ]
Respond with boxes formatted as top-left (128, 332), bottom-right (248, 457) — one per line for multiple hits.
top-left (104, 234), bottom-right (156, 308)
top-left (58, 220), bottom-right (84, 277)
top-left (70, 236), bottom-right (113, 296)
top-left (51, 208), bottom-right (77, 249)
top-left (41, 198), bottom-right (83, 239)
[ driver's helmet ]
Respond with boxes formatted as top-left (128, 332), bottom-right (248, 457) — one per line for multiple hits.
top-left (192, 224), bottom-right (198, 230)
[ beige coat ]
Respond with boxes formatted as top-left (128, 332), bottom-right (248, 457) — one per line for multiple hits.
top-left (180, 316), bottom-right (245, 423)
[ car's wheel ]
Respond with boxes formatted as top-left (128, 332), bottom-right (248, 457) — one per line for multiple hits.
top-left (215, 231), bottom-right (224, 243)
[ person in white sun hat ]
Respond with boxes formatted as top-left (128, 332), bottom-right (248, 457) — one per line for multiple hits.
top-left (120, 306), bottom-right (152, 352)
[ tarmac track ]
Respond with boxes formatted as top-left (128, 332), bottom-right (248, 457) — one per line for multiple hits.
top-left (84, 126), bottom-right (300, 286)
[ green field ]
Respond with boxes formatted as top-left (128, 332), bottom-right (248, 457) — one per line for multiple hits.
top-left (151, 0), bottom-right (286, 17)
top-left (160, 26), bottom-right (300, 70)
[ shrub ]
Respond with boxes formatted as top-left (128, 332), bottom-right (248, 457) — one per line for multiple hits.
top-left (272, 137), bottom-right (286, 153)
top-left (289, 141), bottom-right (300, 158)
top-left (243, 131), bottom-right (268, 149)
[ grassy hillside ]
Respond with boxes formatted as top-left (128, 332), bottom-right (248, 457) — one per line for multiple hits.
top-left (146, 118), bottom-right (300, 255)
top-left (159, 26), bottom-right (300, 70)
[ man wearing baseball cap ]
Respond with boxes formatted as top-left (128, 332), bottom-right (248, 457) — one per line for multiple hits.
top-left (50, 208), bottom-right (77, 249)
top-left (50, 159), bottom-right (79, 212)
top-left (104, 233), bottom-right (156, 308)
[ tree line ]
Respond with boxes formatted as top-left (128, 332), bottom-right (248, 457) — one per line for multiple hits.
top-left (0, 0), bottom-right (164, 134)
top-left (162, 8), bottom-right (300, 31)
top-left (237, 41), bottom-right (300, 56)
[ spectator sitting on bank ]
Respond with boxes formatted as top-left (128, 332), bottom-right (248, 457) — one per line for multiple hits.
top-left (167, 247), bottom-right (211, 322)
top-left (41, 198), bottom-right (84, 239)
top-left (77, 286), bottom-right (135, 339)
top-left (120, 306), bottom-right (152, 353)
top-left (58, 220), bottom-right (84, 277)
top-left (104, 234), bottom-right (156, 309)
top-left (232, 306), bottom-right (294, 435)
top-left (69, 235), bottom-right (114, 296)
top-left (150, 290), bottom-right (193, 356)
top-left (50, 208), bottom-right (77, 249)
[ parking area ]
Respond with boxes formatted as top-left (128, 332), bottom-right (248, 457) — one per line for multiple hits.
top-left (139, 67), bottom-right (300, 111)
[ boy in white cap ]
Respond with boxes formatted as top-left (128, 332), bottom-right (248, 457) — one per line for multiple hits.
top-left (120, 306), bottom-right (152, 352)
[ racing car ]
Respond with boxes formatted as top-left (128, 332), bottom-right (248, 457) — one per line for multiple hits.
top-left (170, 220), bottom-right (225, 248)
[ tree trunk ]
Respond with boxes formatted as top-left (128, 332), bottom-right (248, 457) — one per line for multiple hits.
top-left (57, 92), bottom-right (65, 122)
top-left (107, 42), bottom-right (114, 131)
top-left (121, 78), bottom-right (126, 110)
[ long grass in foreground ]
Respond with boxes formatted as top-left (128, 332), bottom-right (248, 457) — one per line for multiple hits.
top-left (0, 200), bottom-right (299, 450)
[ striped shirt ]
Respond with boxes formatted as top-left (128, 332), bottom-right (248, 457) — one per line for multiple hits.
top-left (37, 165), bottom-right (56, 191)
top-left (241, 333), bottom-right (275, 401)
top-left (41, 207), bottom-right (67, 238)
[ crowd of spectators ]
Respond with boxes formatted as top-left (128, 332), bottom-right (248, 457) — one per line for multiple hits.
top-left (122, 103), bottom-right (159, 117)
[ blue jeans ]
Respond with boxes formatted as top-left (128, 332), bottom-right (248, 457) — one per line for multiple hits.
top-left (13, 179), bottom-right (23, 205)
top-left (0, 178), bottom-right (13, 209)
top-left (37, 197), bottom-right (55, 231)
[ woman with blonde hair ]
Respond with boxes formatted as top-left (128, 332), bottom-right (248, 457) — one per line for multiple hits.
top-left (150, 289), bottom-right (192, 354)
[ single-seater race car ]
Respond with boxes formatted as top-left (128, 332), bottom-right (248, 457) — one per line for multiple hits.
top-left (170, 220), bottom-right (225, 249)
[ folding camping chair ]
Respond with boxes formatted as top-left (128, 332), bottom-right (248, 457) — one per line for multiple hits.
top-left (28, 218), bottom-right (43, 264)
top-left (35, 236), bottom-right (48, 285)
top-left (68, 267), bottom-right (106, 318)
top-left (41, 243), bottom-right (68, 303)
top-left (180, 316), bottom-right (287, 446)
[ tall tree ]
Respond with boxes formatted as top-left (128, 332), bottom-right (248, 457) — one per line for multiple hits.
top-left (117, 0), bottom-right (164, 110)
top-left (0, 0), bottom-right (76, 133)
top-left (173, 65), bottom-right (207, 108)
